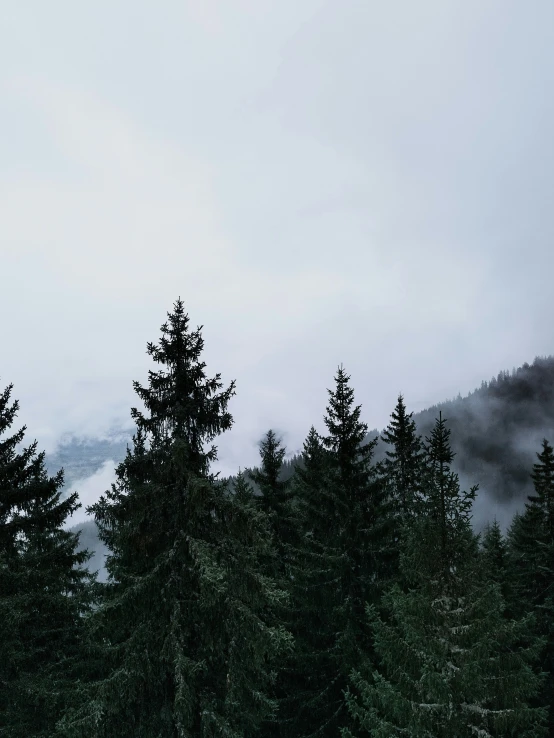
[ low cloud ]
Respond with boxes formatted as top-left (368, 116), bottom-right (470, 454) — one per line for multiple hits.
top-left (63, 460), bottom-right (118, 530)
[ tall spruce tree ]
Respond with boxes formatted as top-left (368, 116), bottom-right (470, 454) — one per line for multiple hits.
top-left (505, 438), bottom-right (554, 737)
top-left (277, 424), bottom-right (337, 738)
top-left (56, 298), bottom-right (292, 738)
top-left (247, 430), bottom-right (300, 738)
top-left (0, 380), bottom-right (101, 737)
top-left (416, 411), bottom-right (479, 581)
top-left (378, 393), bottom-right (428, 587)
top-left (342, 414), bottom-right (549, 738)
top-left (479, 518), bottom-right (515, 618)
top-left (248, 429), bottom-right (295, 576)
top-left (379, 393), bottom-right (427, 524)
top-left (283, 365), bottom-right (393, 738)
top-left (210, 467), bottom-right (294, 735)
top-left (319, 365), bottom-right (393, 679)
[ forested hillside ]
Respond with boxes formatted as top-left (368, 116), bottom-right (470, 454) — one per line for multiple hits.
top-left (2, 299), bottom-right (554, 737)
top-left (50, 356), bottom-right (554, 513)
top-left (260, 356), bottom-right (554, 503)
top-left (57, 354), bottom-right (554, 584)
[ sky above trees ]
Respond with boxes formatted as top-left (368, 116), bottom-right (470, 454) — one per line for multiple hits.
top-left (1, 1), bottom-right (553, 485)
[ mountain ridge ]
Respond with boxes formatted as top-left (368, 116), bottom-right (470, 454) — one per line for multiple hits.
top-left (48, 354), bottom-right (554, 582)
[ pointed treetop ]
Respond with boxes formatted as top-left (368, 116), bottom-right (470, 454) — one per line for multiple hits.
top-left (379, 392), bottom-right (427, 522)
top-left (129, 297), bottom-right (236, 481)
top-left (530, 438), bottom-right (554, 506)
top-left (380, 392), bottom-right (425, 463)
top-left (248, 429), bottom-right (291, 503)
top-left (424, 410), bottom-right (455, 468)
top-left (321, 364), bottom-right (375, 466)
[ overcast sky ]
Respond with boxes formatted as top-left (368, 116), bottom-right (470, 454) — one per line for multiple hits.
top-left (2, 1), bottom-right (554, 507)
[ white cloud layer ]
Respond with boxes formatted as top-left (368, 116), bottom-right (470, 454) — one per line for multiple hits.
top-left (63, 460), bottom-right (118, 530)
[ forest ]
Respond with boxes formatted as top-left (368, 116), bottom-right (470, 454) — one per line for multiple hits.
top-left (1, 297), bottom-right (554, 738)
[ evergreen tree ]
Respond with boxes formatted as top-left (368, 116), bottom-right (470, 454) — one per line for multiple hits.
top-left (480, 518), bottom-right (515, 618)
top-left (0, 380), bottom-right (101, 737)
top-left (284, 365), bottom-right (392, 738)
top-left (248, 430), bottom-right (301, 738)
top-left (277, 424), bottom-right (337, 738)
top-left (417, 411), bottom-right (479, 582)
top-left (211, 468), bottom-right (294, 735)
top-left (56, 298), bottom-right (292, 737)
top-left (378, 393), bottom-right (428, 587)
top-left (379, 392), bottom-right (427, 524)
top-left (342, 415), bottom-right (548, 738)
top-left (505, 438), bottom-right (554, 737)
top-left (248, 429), bottom-right (296, 576)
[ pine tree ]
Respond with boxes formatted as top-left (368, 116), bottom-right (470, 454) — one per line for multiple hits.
top-left (56, 298), bottom-right (292, 737)
top-left (417, 411), bottom-right (479, 582)
top-left (378, 393), bottom-right (428, 587)
top-left (379, 392), bottom-right (427, 524)
top-left (505, 438), bottom-right (554, 737)
top-left (0, 380), bottom-right (101, 737)
top-left (342, 414), bottom-right (549, 738)
top-left (284, 365), bottom-right (392, 738)
top-left (277, 424), bottom-right (337, 738)
top-left (247, 430), bottom-right (301, 738)
top-left (210, 468), bottom-right (294, 735)
top-left (248, 429), bottom-right (296, 577)
top-left (319, 365), bottom-right (393, 682)
top-left (480, 518), bottom-right (515, 618)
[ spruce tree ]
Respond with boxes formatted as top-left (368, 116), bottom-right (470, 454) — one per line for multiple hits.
top-left (283, 365), bottom-right (392, 738)
top-left (248, 430), bottom-right (300, 738)
top-left (210, 467), bottom-right (294, 735)
top-left (480, 518), bottom-right (515, 618)
top-left (379, 392), bottom-right (427, 524)
top-left (0, 380), bottom-right (101, 737)
top-left (378, 392), bottom-right (428, 587)
top-left (505, 438), bottom-right (554, 737)
top-left (417, 411), bottom-right (479, 581)
top-left (277, 424), bottom-right (337, 738)
top-left (248, 429), bottom-right (296, 577)
top-left (342, 414), bottom-right (549, 738)
top-left (319, 365), bottom-right (393, 682)
top-left (56, 298), bottom-right (292, 737)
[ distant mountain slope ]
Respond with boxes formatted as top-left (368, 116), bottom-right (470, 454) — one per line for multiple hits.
top-left (50, 354), bottom-right (554, 583)
top-left (243, 355), bottom-right (554, 506)
top-left (43, 429), bottom-right (133, 492)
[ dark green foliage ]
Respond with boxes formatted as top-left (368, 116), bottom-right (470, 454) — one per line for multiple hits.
top-left (342, 414), bottom-right (549, 738)
top-left (283, 365), bottom-right (392, 738)
top-left (248, 429), bottom-right (296, 574)
top-left (480, 518), bottom-right (515, 618)
top-left (378, 393), bottom-right (428, 587)
top-left (0, 380), bottom-right (101, 737)
top-left (276, 424), bottom-right (338, 738)
top-left (342, 562), bottom-right (548, 737)
top-left (211, 468), bottom-right (295, 736)
top-left (247, 430), bottom-right (301, 738)
top-left (56, 298), bottom-right (292, 737)
top-left (505, 438), bottom-right (554, 736)
top-left (319, 365), bottom-right (392, 672)
top-left (379, 392), bottom-right (427, 523)
top-left (417, 411), bottom-right (480, 584)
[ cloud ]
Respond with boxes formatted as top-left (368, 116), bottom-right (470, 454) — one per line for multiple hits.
top-left (63, 460), bottom-right (118, 530)
top-left (2, 75), bottom-right (226, 300)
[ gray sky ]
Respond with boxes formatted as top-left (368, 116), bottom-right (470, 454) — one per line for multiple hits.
top-left (2, 2), bottom-right (554, 523)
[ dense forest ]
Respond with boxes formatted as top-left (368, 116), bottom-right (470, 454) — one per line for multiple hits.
top-left (50, 350), bottom-right (554, 584)
top-left (1, 298), bottom-right (554, 737)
